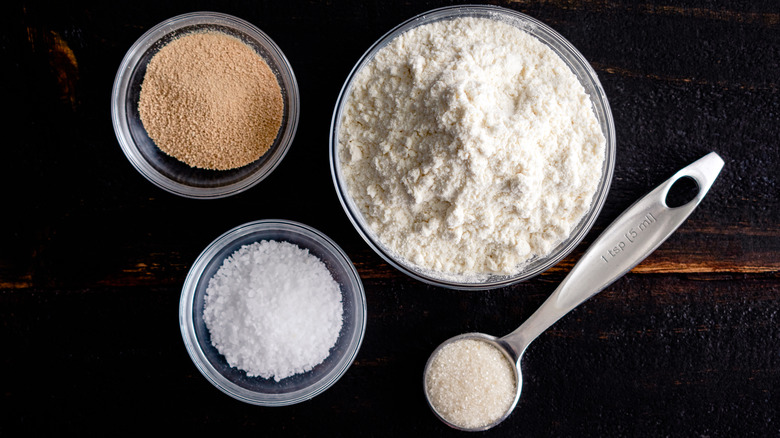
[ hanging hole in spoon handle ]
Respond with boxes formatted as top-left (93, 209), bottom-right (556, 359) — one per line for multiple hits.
top-left (501, 151), bottom-right (726, 360)
top-left (665, 175), bottom-right (700, 208)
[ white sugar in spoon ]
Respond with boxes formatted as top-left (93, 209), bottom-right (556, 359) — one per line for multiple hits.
top-left (424, 152), bottom-right (724, 431)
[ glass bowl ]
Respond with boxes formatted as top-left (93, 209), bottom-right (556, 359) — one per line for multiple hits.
top-left (179, 220), bottom-right (366, 406)
top-left (111, 12), bottom-right (299, 199)
top-left (329, 5), bottom-right (616, 290)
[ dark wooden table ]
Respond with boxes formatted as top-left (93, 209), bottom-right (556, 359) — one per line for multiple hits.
top-left (3, 1), bottom-right (778, 436)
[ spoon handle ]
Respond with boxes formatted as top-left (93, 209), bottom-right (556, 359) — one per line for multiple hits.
top-left (501, 152), bottom-right (725, 360)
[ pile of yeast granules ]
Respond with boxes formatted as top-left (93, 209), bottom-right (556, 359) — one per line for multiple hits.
top-left (139, 31), bottom-right (283, 170)
top-left (338, 17), bottom-right (605, 280)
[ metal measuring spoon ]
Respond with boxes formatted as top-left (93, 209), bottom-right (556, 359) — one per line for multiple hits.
top-left (424, 152), bottom-right (725, 431)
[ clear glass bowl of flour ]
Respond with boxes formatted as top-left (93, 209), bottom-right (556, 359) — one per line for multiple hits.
top-left (111, 12), bottom-right (299, 199)
top-left (179, 220), bottom-right (367, 406)
top-left (329, 5), bottom-right (616, 290)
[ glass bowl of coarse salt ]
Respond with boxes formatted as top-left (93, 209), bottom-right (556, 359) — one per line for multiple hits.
top-left (179, 220), bottom-right (367, 406)
top-left (111, 12), bottom-right (299, 199)
top-left (330, 5), bottom-right (616, 290)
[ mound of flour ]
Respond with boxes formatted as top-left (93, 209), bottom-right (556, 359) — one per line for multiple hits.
top-left (338, 16), bottom-right (605, 279)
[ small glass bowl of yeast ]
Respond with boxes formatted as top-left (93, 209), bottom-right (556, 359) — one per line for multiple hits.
top-left (112, 12), bottom-right (299, 198)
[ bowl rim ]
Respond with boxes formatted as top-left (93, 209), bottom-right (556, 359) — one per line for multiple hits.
top-left (111, 11), bottom-right (300, 199)
top-left (178, 219), bottom-right (367, 406)
top-left (329, 4), bottom-right (616, 290)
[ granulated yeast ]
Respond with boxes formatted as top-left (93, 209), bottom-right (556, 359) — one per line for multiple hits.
top-left (139, 31), bottom-right (283, 170)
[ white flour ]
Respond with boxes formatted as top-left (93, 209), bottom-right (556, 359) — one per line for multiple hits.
top-left (338, 16), bottom-right (605, 279)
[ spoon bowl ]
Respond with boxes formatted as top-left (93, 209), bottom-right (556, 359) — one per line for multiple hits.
top-left (423, 333), bottom-right (521, 431)
top-left (424, 152), bottom-right (724, 431)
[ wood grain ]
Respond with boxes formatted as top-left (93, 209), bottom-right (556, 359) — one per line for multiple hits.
top-left (2, 0), bottom-right (778, 436)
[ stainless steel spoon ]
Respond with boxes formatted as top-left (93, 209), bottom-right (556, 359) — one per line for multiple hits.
top-left (424, 152), bottom-right (725, 431)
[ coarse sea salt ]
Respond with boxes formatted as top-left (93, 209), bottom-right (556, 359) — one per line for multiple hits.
top-left (203, 240), bottom-right (343, 381)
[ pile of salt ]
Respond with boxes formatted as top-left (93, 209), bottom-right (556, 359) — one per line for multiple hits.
top-left (203, 240), bottom-right (343, 381)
